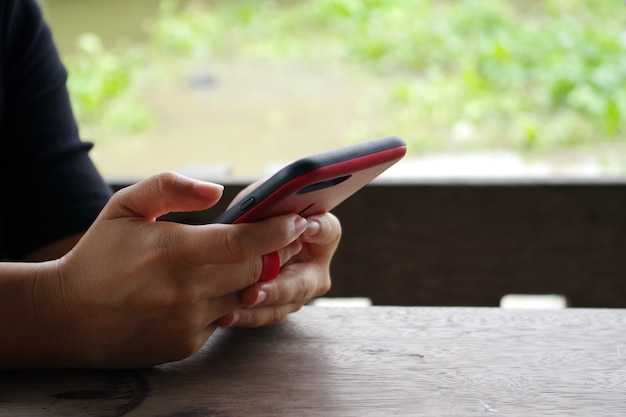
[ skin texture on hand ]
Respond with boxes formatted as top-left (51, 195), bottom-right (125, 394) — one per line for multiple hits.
top-left (0, 172), bottom-right (312, 369)
top-left (217, 212), bottom-right (341, 328)
top-left (0, 172), bottom-right (341, 369)
top-left (216, 177), bottom-right (342, 328)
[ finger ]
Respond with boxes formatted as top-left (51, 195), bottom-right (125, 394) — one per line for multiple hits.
top-left (204, 281), bottom-right (298, 330)
top-left (238, 260), bottom-right (331, 309)
top-left (205, 292), bottom-right (245, 323)
top-left (165, 293), bottom-right (242, 343)
top-left (216, 312), bottom-right (239, 328)
top-left (301, 213), bottom-right (342, 248)
top-left (219, 304), bottom-right (302, 328)
top-left (231, 215), bottom-right (338, 308)
top-left (104, 171), bottom-right (224, 220)
top-left (191, 239), bottom-right (303, 301)
top-left (165, 214), bottom-right (307, 266)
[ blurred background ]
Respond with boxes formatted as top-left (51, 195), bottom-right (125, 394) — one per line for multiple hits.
top-left (40, 0), bottom-right (626, 180)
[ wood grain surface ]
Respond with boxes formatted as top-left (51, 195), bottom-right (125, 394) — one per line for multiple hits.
top-left (1, 306), bottom-right (625, 416)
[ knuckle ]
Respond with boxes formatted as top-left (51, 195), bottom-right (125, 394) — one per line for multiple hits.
top-left (155, 170), bottom-right (181, 187)
top-left (172, 285), bottom-right (200, 307)
top-left (329, 215), bottom-right (343, 243)
top-left (151, 280), bottom-right (198, 311)
top-left (108, 187), bottom-right (126, 205)
top-left (144, 227), bottom-right (187, 271)
top-left (104, 186), bottom-right (132, 215)
top-left (270, 308), bottom-right (285, 325)
top-left (296, 276), bottom-right (312, 300)
top-left (153, 289), bottom-right (186, 311)
top-left (318, 274), bottom-right (332, 296)
top-left (247, 258), bottom-right (263, 284)
top-left (294, 271), bottom-right (331, 302)
top-left (223, 227), bottom-right (253, 260)
top-left (153, 171), bottom-right (179, 200)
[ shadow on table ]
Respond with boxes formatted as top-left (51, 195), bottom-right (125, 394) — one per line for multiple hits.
top-left (0, 321), bottom-right (334, 417)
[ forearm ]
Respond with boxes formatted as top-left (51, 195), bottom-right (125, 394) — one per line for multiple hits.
top-left (0, 260), bottom-right (70, 369)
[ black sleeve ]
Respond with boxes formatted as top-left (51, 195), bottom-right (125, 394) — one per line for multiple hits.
top-left (0, 0), bottom-right (113, 260)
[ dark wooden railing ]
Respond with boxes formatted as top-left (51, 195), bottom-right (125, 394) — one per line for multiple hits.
top-left (110, 179), bottom-right (626, 307)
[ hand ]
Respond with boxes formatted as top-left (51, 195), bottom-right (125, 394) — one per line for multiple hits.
top-left (30, 172), bottom-right (308, 368)
top-left (218, 212), bottom-right (341, 328)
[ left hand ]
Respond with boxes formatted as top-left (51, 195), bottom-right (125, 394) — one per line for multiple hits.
top-left (217, 212), bottom-right (341, 328)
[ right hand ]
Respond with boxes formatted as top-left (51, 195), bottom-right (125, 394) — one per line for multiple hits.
top-left (35, 172), bottom-right (307, 368)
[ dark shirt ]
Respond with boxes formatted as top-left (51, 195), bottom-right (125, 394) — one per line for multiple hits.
top-left (0, 0), bottom-right (112, 259)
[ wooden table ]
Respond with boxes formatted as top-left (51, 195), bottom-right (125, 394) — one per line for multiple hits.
top-left (1, 306), bottom-right (625, 416)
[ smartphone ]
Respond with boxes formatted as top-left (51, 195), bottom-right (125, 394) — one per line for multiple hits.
top-left (212, 135), bottom-right (406, 224)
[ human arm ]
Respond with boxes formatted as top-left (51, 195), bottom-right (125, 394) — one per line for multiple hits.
top-left (0, 0), bottom-right (113, 261)
top-left (0, 172), bottom-right (309, 369)
top-left (0, 0), bottom-right (340, 367)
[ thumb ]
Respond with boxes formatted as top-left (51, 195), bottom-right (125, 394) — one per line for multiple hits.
top-left (104, 171), bottom-right (224, 220)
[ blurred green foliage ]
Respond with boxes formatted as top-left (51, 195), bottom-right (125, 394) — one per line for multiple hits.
top-left (64, 0), bottom-right (626, 155)
top-left (65, 33), bottom-right (154, 136)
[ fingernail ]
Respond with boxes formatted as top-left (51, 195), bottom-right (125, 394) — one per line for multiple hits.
top-left (194, 181), bottom-right (224, 198)
top-left (304, 218), bottom-right (321, 238)
top-left (223, 312), bottom-right (239, 327)
top-left (293, 216), bottom-right (307, 235)
top-left (251, 290), bottom-right (268, 307)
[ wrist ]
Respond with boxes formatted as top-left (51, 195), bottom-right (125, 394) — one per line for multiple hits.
top-left (0, 260), bottom-right (75, 368)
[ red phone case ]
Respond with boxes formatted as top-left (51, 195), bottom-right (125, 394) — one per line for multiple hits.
top-left (213, 135), bottom-right (406, 224)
